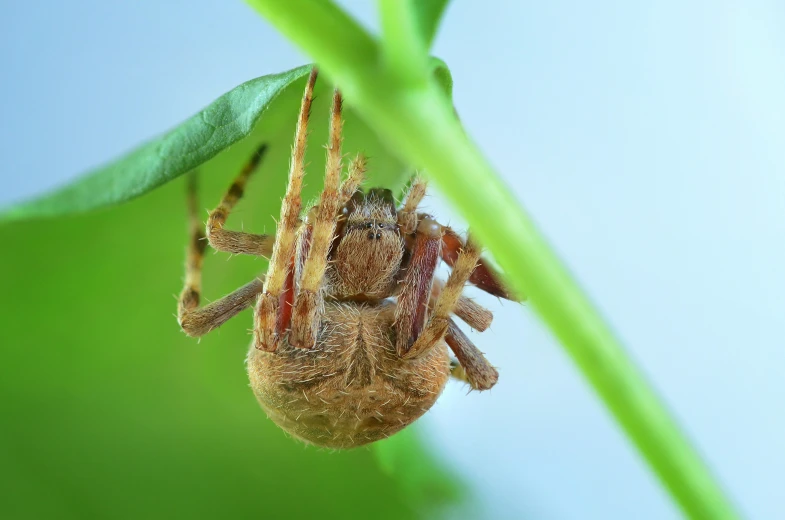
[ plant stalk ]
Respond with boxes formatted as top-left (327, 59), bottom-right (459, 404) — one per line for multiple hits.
top-left (245, 1), bottom-right (741, 518)
top-left (377, 0), bottom-right (428, 86)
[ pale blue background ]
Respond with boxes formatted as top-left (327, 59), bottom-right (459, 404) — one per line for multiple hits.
top-left (2, 1), bottom-right (784, 518)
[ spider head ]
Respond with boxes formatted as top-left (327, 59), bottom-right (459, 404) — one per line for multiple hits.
top-left (332, 188), bottom-right (404, 296)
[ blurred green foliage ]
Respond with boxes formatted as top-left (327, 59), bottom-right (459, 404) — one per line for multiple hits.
top-left (0, 71), bottom-right (459, 519)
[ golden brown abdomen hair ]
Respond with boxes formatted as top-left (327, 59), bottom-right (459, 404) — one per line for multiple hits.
top-left (247, 300), bottom-right (450, 449)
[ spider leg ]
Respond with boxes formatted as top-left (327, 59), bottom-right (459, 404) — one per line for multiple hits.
top-left (398, 179), bottom-right (515, 301)
top-left (441, 225), bottom-right (520, 301)
top-left (402, 232), bottom-right (482, 359)
top-left (340, 154), bottom-right (367, 203)
top-left (254, 67), bottom-right (317, 352)
top-left (177, 173), bottom-right (264, 337)
top-left (446, 319), bottom-right (498, 390)
top-left (430, 278), bottom-right (493, 332)
top-left (394, 218), bottom-right (442, 357)
top-left (397, 176), bottom-right (427, 235)
top-left (449, 358), bottom-right (469, 384)
top-left (206, 144), bottom-right (273, 256)
top-left (290, 88), bottom-right (364, 349)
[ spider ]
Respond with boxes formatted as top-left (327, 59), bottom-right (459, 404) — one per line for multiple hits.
top-left (177, 68), bottom-right (517, 449)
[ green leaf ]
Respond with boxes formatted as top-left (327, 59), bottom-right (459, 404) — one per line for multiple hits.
top-left (0, 62), bottom-right (448, 223)
top-left (1, 66), bottom-right (297, 221)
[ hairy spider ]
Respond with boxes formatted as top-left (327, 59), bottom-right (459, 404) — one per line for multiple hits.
top-left (177, 68), bottom-right (517, 449)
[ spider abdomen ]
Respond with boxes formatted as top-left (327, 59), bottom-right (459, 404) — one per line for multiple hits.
top-left (247, 301), bottom-right (450, 449)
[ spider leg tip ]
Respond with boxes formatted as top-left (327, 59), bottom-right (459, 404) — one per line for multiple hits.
top-left (250, 143), bottom-right (269, 167)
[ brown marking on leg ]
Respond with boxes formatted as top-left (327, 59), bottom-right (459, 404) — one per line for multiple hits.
top-left (177, 172), bottom-right (264, 337)
top-left (206, 143), bottom-right (273, 256)
top-left (178, 173), bottom-right (207, 320)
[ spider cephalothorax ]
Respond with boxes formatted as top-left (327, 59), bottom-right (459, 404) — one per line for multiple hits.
top-left (324, 189), bottom-right (404, 300)
top-left (177, 68), bottom-right (517, 448)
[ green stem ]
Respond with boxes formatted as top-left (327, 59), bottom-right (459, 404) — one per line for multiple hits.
top-left (245, 1), bottom-right (741, 518)
top-left (377, 0), bottom-right (428, 86)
